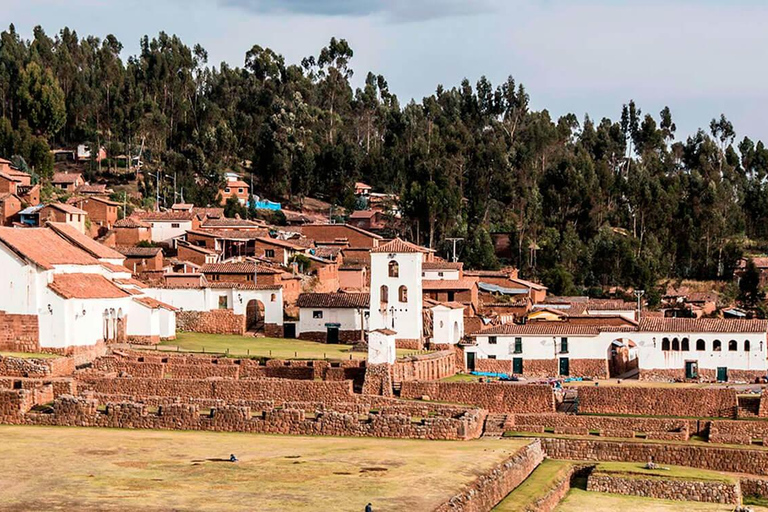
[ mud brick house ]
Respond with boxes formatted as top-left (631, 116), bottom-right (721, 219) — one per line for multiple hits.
top-left (118, 246), bottom-right (165, 273)
top-left (305, 255), bottom-right (340, 293)
top-left (76, 183), bottom-right (111, 196)
top-left (422, 279), bottom-right (479, 315)
top-left (467, 317), bottom-right (768, 382)
top-left (111, 217), bottom-right (152, 246)
top-left (201, 261), bottom-right (283, 285)
top-left (71, 196), bottom-right (120, 234)
top-left (135, 210), bottom-right (200, 245)
top-left (0, 193), bottom-right (22, 225)
top-left (219, 179), bottom-right (250, 205)
top-left (535, 297), bottom-right (638, 321)
top-left (185, 228), bottom-right (271, 260)
top-left (348, 210), bottom-right (385, 231)
top-left (472, 272), bottom-right (547, 303)
top-left (39, 203), bottom-right (88, 234)
top-left (296, 292), bottom-right (369, 343)
top-left (199, 217), bottom-right (266, 230)
top-left (177, 241), bottom-right (218, 266)
top-left (338, 264), bottom-right (367, 291)
top-left (354, 182), bottom-right (372, 196)
top-left (51, 172), bottom-right (84, 192)
top-left (0, 225), bottom-right (175, 355)
top-left (252, 237), bottom-right (305, 266)
top-left (298, 223), bottom-right (382, 249)
top-left (422, 261), bottom-right (464, 280)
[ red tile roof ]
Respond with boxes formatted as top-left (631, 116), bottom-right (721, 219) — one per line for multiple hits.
top-left (45, 202), bottom-right (87, 215)
top-left (349, 210), bottom-right (377, 219)
top-left (422, 279), bottom-right (476, 291)
top-left (422, 261), bottom-right (463, 270)
top-left (135, 210), bottom-right (197, 221)
top-left (118, 246), bottom-right (163, 257)
top-left (296, 292), bottom-right (370, 308)
top-left (371, 237), bottom-right (429, 253)
top-left (47, 222), bottom-right (125, 261)
top-left (101, 262), bottom-right (130, 274)
top-left (201, 262), bottom-right (281, 274)
top-left (256, 237), bottom-right (304, 250)
top-left (133, 296), bottom-right (178, 311)
top-left (638, 317), bottom-right (768, 333)
top-left (472, 323), bottom-right (603, 336)
top-left (0, 227), bottom-right (99, 269)
top-left (114, 217), bottom-right (151, 228)
top-left (224, 180), bottom-right (249, 188)
top-left (52, 172), bottom-right (83, 184)
top-left (48, 273), bottom-right (132, 299)
top-left (200, 218), bottom-right (265, 228)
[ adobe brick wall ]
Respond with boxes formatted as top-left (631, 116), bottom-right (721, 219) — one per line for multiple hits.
top-left (177, 310), bottom-right (245, 335)
top-left (433, 440), bottom-right (544, 512)
top-left (0, 355), bottom-right (75, 378)
top-left (577, 387), bottom-right (738, 418)
top-left (587, 472), bottom-right (740, 504)
top-left (392, 350), bottom-right (456, 382)
top-left (0, 312), bottom-right (40, 352)
top-left (475, 359), bottom-right (513, 374)
top-left (512, 413), bottom-right (690, 440)
top-left (540, 437), bottom-right (768, 475)
top-left (400, 382), bottom-right (555, 413)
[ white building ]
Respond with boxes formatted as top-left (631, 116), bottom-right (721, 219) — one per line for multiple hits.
top-left (368, 328), bottom-right (397, 364)
top-left (0, 226), bottom-right (176, 355)
top-left (431, 302), bottom-right (465, 345)
top-left (466, 317), bottom-right (768, 381)
top-left (421, 261), bottom-right (463, 281)
top-left (296, 293), bottom-right (369, 343)
top-left (368, 238), bottom-right (427, 343)
top-left (135, 211), bottom-right (197, 244)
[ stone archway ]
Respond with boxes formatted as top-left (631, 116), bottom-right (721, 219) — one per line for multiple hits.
top-left (245, 299), bottom-right (265, 332)
top-left (608, 338), bottom-right (639, 378)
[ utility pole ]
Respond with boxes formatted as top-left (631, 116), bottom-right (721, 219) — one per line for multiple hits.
top-left (445, 238), bottom-right (464, 263)
top-left (634, 289), bottom-right (645, 316)
top-left (155, 169), bottom-right (160, 211)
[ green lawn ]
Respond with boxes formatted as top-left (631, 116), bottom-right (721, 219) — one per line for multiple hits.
top-left (555, 487), bottom-right (768, 512)
top-left (494, 459), bottom-right (573, 511)
top-left (441, 373), bottom-right (483, 383)
top-left (0, 425), bottom-right (528, 512)
top-left (592, 461), bottom-right (735, 483)
top-left (158, 332), bottom-right (422, 360)
top-left (0, 351), bottom-right (61, 359)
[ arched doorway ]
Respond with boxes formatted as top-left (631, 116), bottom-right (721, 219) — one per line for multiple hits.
top-left (453, 321), bottom-right (460, 344)
top-left (245, 300), bottom-right (265, 333)
top-left (608, 338), bottom-right (639, 378)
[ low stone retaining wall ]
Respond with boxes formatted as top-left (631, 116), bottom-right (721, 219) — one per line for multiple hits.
top-left (709, 419), bottom-right (768, 445)
top-left (400, 382), bottom-right (555, 413)
top-left (577, 387), bottom-right (738, 418)
top-left (298, 330), bottom-right (362, 343)
top-left (434, 440), bottom-right (545, 512)
top-left (392, 350), bottom-right (456, 382)
top-left (0, 355), bottom-right (75, 378)
top-left (742, 477), bottom-right (768, 499)
top-left (586, 472), bottom-right (740, 504)
top-left (541, 437), bottom-right (768, 475)
top-left (0, 312), bottom-right (39, 353)
top-left (475, 359), bottom-right (512, 374)
top-left (511, 413), bottom-right (691, 441)
top-left (177, 310), bottom-right (244, 335)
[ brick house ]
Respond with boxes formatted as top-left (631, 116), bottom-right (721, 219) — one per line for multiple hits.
top-left (354, 182), bottom-right (372, 196)
top-left (201, 261), bottom-right (282, 285)
top-left (298, 224), bottom-right (382, 249)
top-left (296, 292), bottom-right (369, 343)
top-left (339, 264), bottom-right (368, 291)
top-left (177, 241), bottom-right (218, 266)
top-left (118, 246), bottom-right (165, 273)
top-left (348, 210), bottom-right (385, 231)
top-left (112, 217), bottom-right (152, 246)
top-left (253, 237), bottom-right (305, 266)
top-left (422, 279), bottom-right (479, 315)
top-left (39, 203), bottom-right (88, 234)
top-left (219, 180), bottom-right (250, 205)
top-left (134, 210), bottom-right (200, 245)
top-left (72, 196), bottom-right (120, 234)
top-left (51, 172), bottom-right (85, 192)
top-left (0, 193), bottom-right (22, 225)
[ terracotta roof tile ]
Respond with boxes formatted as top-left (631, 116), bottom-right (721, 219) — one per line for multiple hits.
top-left (200, 218), bottom-right (266, 228)
top-left (422, 261), bottom-right (463, 270)
top-left (371, 237), bottom-right (429, 253)
top-left (201, 262), bottom-right (281, 274)
top-left (52, 172), bottom-right (82, 184)
top-left (114, 217), bottom-right (151, 228)
top-left (48, 273), bottom-right (131, 299)
top-left (45, 202), bottom-right (87, 215)
top-left (638, 317), bottom-right (768, 333)
top-left (0, 227), bottom-right (99, 269)
top-left (296, 292), bottom-right (370, 309)
top-left (118, 246), bottom-right (163, 257)
top-left (133, 296), bottom-right (178, 311)
top-left (422, 279), bottom-right (476, 291)
top-left (47, 222), bottom-right (125, 261)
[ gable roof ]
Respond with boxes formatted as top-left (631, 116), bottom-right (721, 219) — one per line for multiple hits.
top-left (299, 223), bottom-right (383, 240)
top-left (48, 273), bottom-right (132, 299)
top-left (201, 262), bottom-right (281, 274)
top-left (114, 217), bottom-right (151, 229)
top-left (422, 279), bottom-right (476, 291)
top-left (0, 227), bottom-right (100, 269)
top-left (371, 237), bottom-right (429, 253)
top-left (47, 222), bottom-right (125, 261)
top-left (133, 296), bottom-right (178, 311)
top-left (296, 292), bottom-right (370, 309)
top-left (349, 210), bottom-right (378, 219)
top-left (118, 246), bottom-right (163, 257)
top-left (423, 261), bottom-right (463, 270)
top-left (51, 172), bottom-right (83, 184)
top-left (43, 203), bottom-right (87, 215)
top-left (255, 236), bottom-right (304, 250)
top-left (638, 317), bottom-right (768, 334)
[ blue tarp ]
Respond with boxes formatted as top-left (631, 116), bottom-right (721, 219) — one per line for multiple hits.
top-left (477, 282), bottom-right (529, 295)
top-left (470, 371), bottom-right (511, 380)
top-left (250, 199), bottom-right (282, 211)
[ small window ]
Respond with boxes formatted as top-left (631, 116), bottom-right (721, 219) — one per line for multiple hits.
top-left (225, 187), bottom-right (230, 193)
top-left (662, 338), bottom-right (670, 351)
top-left (713, 339), bottom-right (722, 351)
top-left (265, 249), bottom-right (275, 258)
top-left (246, 274), bottom-right (254, 281)
top-left (238, 188), bottom-right (243, 193)
top-left (696, 339), bottom-right (705, 351)
top-left (672, 338), bottom-right (680, 351)
top-left (514, 337), bottom-right (522, 354)
top-left (681, 338), bottom-right (689, 351)
top-left (438, 271), bottom-right (444, 277)
top-left (560, 337), bottom-right (568, 353)
top-left (388, 260), bottom-right (399, 278)
top-left (745, 340), bottom-right (751, 352)
top-left (380, 285), bottom-right (388, 307)
top-left (488, 355), bottom-right (496, 360)
top-left (171, 223), bottom-right (180, 228)
top-left (488, 336), bottom-right (497, 345)
top-left (729, 340), bottom-right (738, 351)
top-left (313, 311), bottom-right (323, 319)
top-left (398, 285), bottom-right (408, 302)
top-left (270, 293), bottom-right (277, 302)
top-left (218, 296), bottom-right (228, 309)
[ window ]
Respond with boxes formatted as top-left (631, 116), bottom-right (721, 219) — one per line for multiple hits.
top-left (488, 355), bottom-right (497, 360)
top-left (438, 271), bottom-right (444, 277)
top-left (745, 340), bottom-right (751, 352)
top-left (662, 338), bottom-right (670, 351)
top-left (380, 285), bottom-right (388, 307)
top-left (265, 249), bottom-right (275, 258)
top-left (210, 274), bottom-right (220, 281)
top-left (672, 338), bottom-right (680, 351)
top-left (398, 285), bottom-right (408, 302)
top-left (514, 337), bottom-right (522, 354)
top-left (696, 339), bottom-right (705, 351)
top-left (488, 336), bottom-right (497, 345)
top-left (560, 337), bottom-right (568, 353)
top-left (388, 260), bottom-right (399, 278)
top-left (246, 274), bottom-right (254, 281)
top-left (729, 340), bottom-right (738, 351)
top-left (713, 339), bottom-right (722, 351)
top-left (171, 223), bottom-right (180, 228)
top-left (447, 291), bottom-right (455, 301)
top-left (218, 296), bottom-right (228, 309)
top-left (238, 188), bottom-right (243, 193)
top-left (681, 338), bottom-right (689, 351)
top-left (313, 311), bottom-right (323, 319)
top-left (225, 187), bottom-right (231, 193)
top-left (270, 293), bottom-right (277, 302)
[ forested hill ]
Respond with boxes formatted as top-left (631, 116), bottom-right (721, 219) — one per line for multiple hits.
top-left (1, 24), bottom-right (767, 295)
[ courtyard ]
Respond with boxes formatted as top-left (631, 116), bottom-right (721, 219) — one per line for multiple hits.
top-left (0, 425), bottom-right (525, 511)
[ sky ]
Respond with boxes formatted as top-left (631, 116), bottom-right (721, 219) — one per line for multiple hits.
top-left (5, 0), bottom-right (768, 142)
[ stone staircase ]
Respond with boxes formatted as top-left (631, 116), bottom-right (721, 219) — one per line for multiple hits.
top-left (482, 413), bottom-right (509, 438)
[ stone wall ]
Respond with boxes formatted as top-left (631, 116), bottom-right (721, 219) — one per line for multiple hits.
top-left (586, 472), bottom-right (740, 504)
top-left (577, 387), bottom-right (738, 418)
top-left (400, 382), bottom-right (555, 413)
top-left (0, 355), bottom-right (74, 378)
top-left (511, 413), bottom-right (690, 440)
top-left (742, 477), bottom-right (768, 499)
top-left (541, 437), bottom-right (768, 475)
top-left (0, 312), bottom-right (39, 353)
top-left (396, 338), bottom-right (423, 350)
top-left (569, 359), bottom-right (609, 379)
top-left (433, 440), bottom-right (544, 512)
top-left (43, 341), bottom-right (107, 366)
top-left (760, 390), bottom-right (768, 418)
top-left (177, 310), bottom-right (245, 335)
top-left (475, 359), bottom-right (513, 374)
top-left (362, 363), bottom-right (393, 397)
top-left (639, 368), bottom-right (766, 383)
top-left (392, 350), bottom-right (456, 382)
top-left (9, 394), bottom-right (485, 441)
top-left (298, 330), bottom-right (362, 344)
top-left (709, 419), bottom-right (768, 445)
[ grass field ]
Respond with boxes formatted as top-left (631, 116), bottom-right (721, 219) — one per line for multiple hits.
top-left (592, 461), bottom-right (735, 483)
top-left (0, 351), bottom-right (60, 359)
top-left (555, 487), bottom-right (768, 512)
top-left (0, 425), bottom-right (526, 511)
top-left (494, 459), bottom-right (573, 511)
top-left (158, 332), bottom-right (423, 360)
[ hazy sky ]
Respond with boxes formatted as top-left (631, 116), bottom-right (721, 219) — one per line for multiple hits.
top-left (6, 0), bottom-right (768, 142)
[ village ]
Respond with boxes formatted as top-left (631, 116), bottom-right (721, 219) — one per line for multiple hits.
top-left (1, 148), bottom-right (768, 511)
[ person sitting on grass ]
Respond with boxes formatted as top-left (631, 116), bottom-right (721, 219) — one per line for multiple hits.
top-left (230, 454), bottom-right (238, 462)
